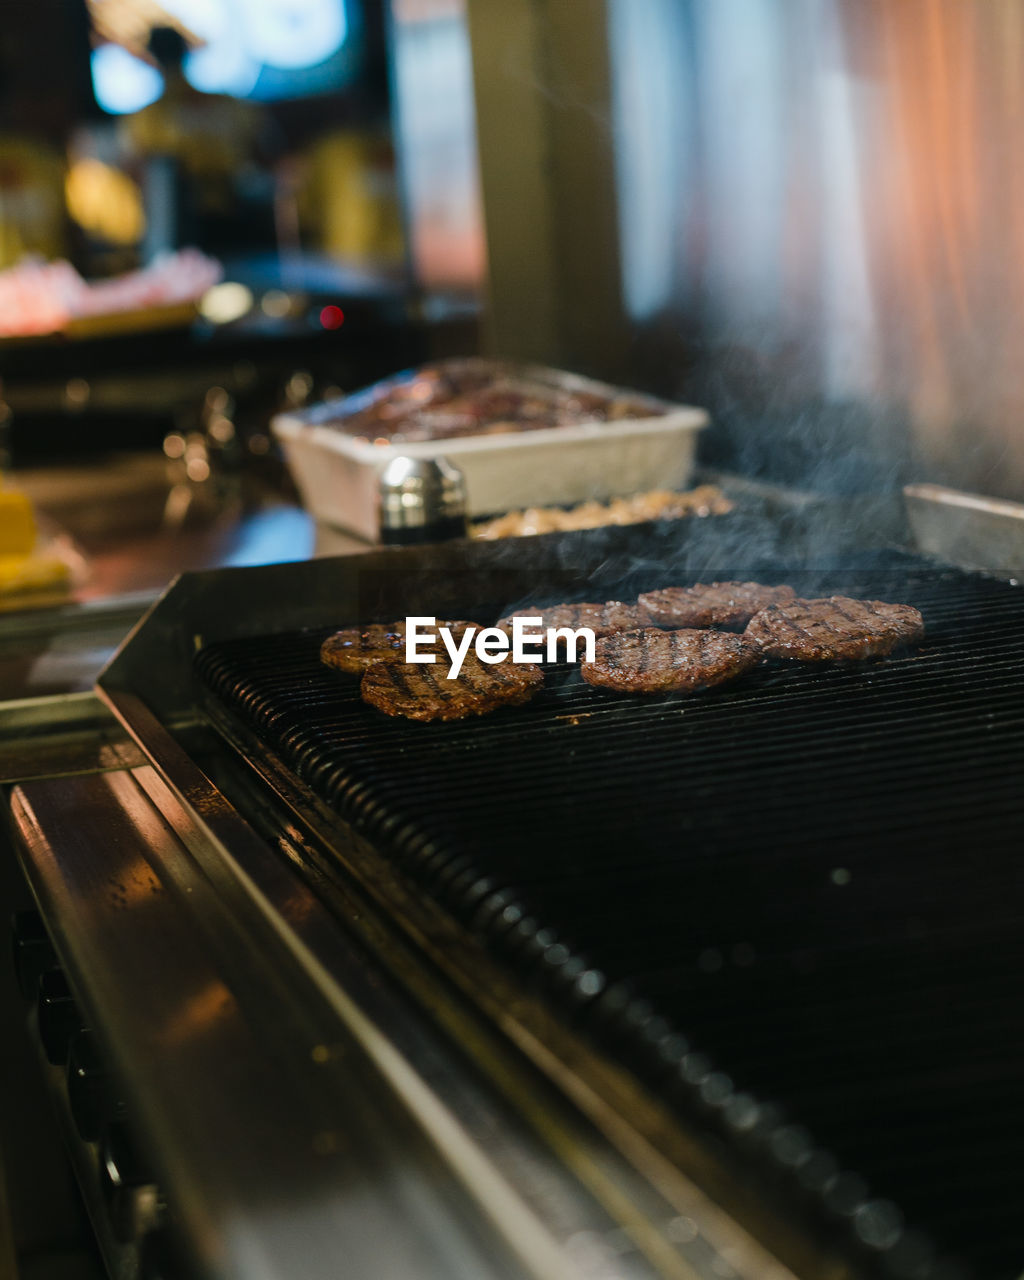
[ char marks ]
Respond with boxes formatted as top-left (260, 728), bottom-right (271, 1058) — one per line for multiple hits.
top-left (745, 596), bottom-right (925, 661)
top-left (639, 581), bottom-right (796, 630)
top-left (581, 627), bottom-right (759, 694)
top-left (321, 620), bottom-right (479, 673)
top-left (327, 586), bottom-right (924, 718)
top-left (361, 652), bottom-right (544, 721)
top-left (498, 600), bottom-right (651, 641)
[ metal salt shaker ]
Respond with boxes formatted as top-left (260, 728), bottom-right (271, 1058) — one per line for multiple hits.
top-left (377, 456), bottom-right (469, 545)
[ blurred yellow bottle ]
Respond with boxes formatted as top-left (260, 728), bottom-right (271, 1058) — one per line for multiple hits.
top-left (0, 486), bottom-right (36, 556)
top-left (0, 485), bottom-right (70, 599)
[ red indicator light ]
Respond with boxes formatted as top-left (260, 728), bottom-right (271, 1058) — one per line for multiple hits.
top-left (319, 305), bottom-right (345, 330)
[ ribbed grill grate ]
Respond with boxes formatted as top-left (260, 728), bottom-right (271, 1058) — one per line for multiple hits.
top-left (196, 555), bottom-right (1024, 1279)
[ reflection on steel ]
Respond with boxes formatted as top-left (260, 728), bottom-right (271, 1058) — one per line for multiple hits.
top-left (85, 546), bottom-right (863, 1280)
top-left (0, 691), bottom-right (145, 784)
top-left (905, 483), bottom-right (1024, 575)
top-left (606, 0), bottom-right (1024, 496)
top-left (11, 769), bottom-right (580, 1280)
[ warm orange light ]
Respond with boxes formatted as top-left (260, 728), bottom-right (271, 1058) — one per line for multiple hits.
top-left (65, 158), bottom-right (145, 244)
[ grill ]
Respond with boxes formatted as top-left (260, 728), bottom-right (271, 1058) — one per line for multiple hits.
top-left (191, 550), bottom-right (1024, 1280)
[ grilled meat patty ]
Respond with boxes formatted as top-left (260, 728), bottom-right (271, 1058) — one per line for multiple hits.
top-left (745, 596), bottom-right (925, 661)
top-left (361, 652), bottom-right (544, 721)
top-left (497, 601), bottom-right (651, 639)
top-left (581, 628), bottom-right (760, 694)
top-left (321, 620), bottom-right (478, 673)
top-left (638, 581), bottom-right (796, 630)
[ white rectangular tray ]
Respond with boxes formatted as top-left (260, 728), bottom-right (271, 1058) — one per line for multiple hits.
top-left (272, 364), bottom-right (709, 541)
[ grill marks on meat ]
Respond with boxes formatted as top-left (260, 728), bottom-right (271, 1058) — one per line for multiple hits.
top-left (581, 628), bottom-right (760, 694)
top-left (361, 653), bottom-right (544, 721)
top-left (498, 601), bottom-right (651, 639)
top-left (320, 620), bottom-right (477, 673)
top-left (326, 584), bottom-right (924, 720)
top-left (639, 581), bottom-right (796, 630)
top-left (323, 618), bottom-right (541, 720)
top-left (745, 596), bottom-right (925, 661)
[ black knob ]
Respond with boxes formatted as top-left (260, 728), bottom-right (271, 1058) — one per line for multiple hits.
top-left (101, 1123), bottom-right (162, 1243)
top-left (11, 909), bottom-right (56, 1002)
top-left (37, 968), bottom-right (81, 1065)
top-left (67, 1030), bottom-right (125, 1143)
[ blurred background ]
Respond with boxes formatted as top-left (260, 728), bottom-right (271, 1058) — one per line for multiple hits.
top-left (0, 0), bottom-right (1022, 604)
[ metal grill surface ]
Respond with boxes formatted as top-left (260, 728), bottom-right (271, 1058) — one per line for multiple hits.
top-left (196, 555), bottom-right (1024, 1279)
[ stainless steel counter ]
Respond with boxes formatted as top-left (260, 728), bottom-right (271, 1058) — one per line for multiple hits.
top-left (1, 454), bottom-right (368, 700)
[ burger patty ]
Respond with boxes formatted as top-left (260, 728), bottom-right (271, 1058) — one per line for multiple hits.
top-left (321, 620), bottom-right (478, 673)
top-left (638, 581), bottom-right (796, 629)
top-left (497, 600), bottom-right (651, 638)
top-left (745, 596), bottom-right (925, 661)
top-left (361, 652), bottom-right (544, 721)
top-left (580, 628), bottom-right (760, 694)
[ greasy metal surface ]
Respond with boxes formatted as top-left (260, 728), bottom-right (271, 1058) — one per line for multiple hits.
top-left (0, 593), bottom-right (153, 700)
top-left (0, 692), bottom-right (145, 784)
top-left (192, 553), bottom-right (1024, 1280)
top-left (905, 483), bottom-right (1024, 576)
top-left (11, 769), bottom-right (585, 1280)
top-left (102, 692), bottom-right (809, 1280)
top-left (15, 454), bottom-right (370, 614)
top-left (87, 522), bottom-right (933, 1280)
top-left (184, 710), bottom-right (857, 1280)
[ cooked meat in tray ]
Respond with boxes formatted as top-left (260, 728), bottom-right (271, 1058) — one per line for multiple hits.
top-left (195, 549), bottom-right (1024, 1280)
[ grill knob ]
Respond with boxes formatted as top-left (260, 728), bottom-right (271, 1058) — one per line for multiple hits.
top-left (37, 968), bottom-right (82, 1065)
top-left (100, 1123), bottom-right (162, 1243)
top-left (67, 1030), bottom-right (125, 1143)
top-left (11, 909), bottom-right (56, 1002)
